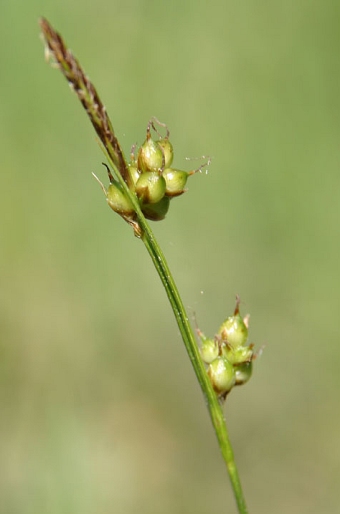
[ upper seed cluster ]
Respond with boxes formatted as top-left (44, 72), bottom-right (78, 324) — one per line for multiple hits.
top-left (95, 118), bottom-right (206, 224)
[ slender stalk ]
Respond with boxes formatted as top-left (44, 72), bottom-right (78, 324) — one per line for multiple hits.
top-left (39, 17), bottom-right (249, 513)
top-left (140, 223), bottom-right (248, 514)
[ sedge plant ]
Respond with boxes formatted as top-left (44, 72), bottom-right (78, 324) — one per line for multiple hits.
top-left (39, 18), bottom-right (260, 514)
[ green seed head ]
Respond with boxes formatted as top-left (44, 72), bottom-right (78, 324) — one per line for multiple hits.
top-left (221, 342), bottom-right (253, 365)
top-left (138, 136), bottom-right (164, 173)
top-left (135, 172), bottom-right (166, 204)
top-left (200, 337), bottom-right (219, 364)
top-left (128, 162), bottom-right (141, 186)
top-left (208, 357), bottom-right (236, 396)
top-left (234, 361), bottom-right (253, 386)
top-left (162, 168), bottom-right (190, 197)
top-left (218, 313), bottom-right (248, 348)
top-left (141, 195), bottom-right (170, 221)
top-left (157, 138), bottom-right (174, 168)
top-left (107, 182), bottom-right (135, 216)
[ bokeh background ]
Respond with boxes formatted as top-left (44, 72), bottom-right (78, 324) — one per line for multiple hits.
top-left (1, 1), bottom-right (339, 513)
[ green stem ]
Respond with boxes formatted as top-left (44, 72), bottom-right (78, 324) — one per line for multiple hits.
top-left (139, 216), bottom-right (248, 514)
top-left (39, 17), bottom-right (249, 513)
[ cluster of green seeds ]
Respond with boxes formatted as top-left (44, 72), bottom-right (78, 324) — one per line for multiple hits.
top-left (94, 118), bottom-right (208, 224)
top-left (198, 298), bottom-right (256, 400)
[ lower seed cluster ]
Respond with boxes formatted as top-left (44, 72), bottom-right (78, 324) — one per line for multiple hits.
top-left (198, 298), bottom-right (256, 400)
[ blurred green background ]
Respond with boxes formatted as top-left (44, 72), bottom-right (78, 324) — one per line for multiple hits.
top-left (1, 1), bottom-right (339, 513)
